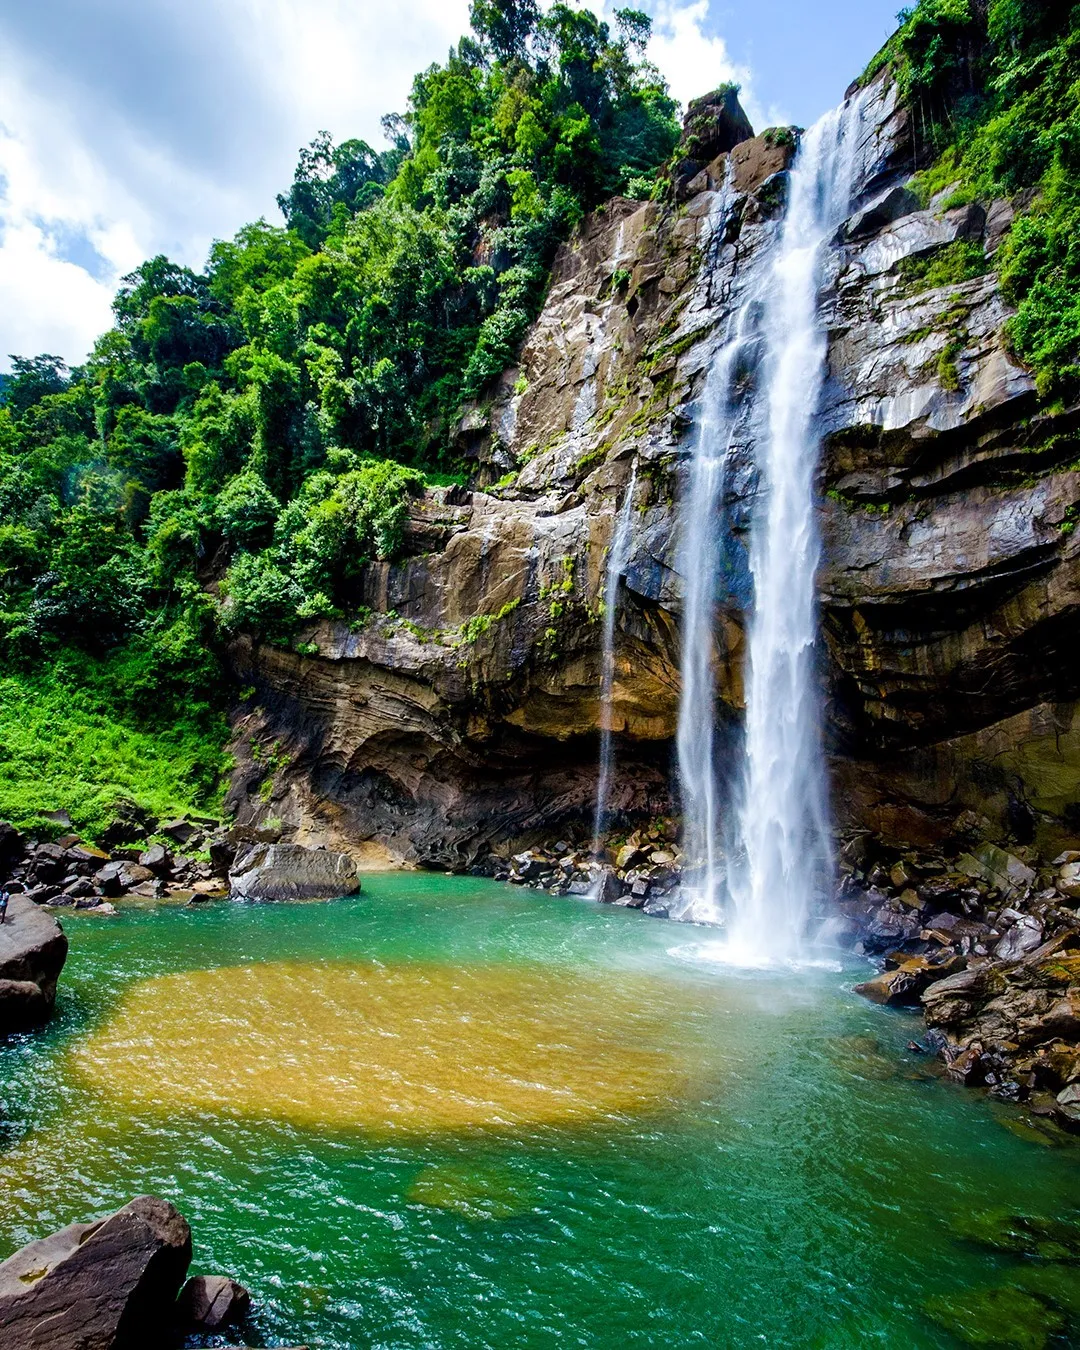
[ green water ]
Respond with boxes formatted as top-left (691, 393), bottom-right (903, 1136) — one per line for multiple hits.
top-left (2, 875), bottom-right (1079, 1349)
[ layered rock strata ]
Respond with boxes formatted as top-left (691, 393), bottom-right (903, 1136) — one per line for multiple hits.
top-left (225, 75), bottom-right (1078, 885)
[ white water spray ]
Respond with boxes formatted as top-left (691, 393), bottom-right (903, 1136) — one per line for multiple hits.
top-left (676, 95), bottom-right (867, 962)
top-left (592, 464), bottom-right (638, 853)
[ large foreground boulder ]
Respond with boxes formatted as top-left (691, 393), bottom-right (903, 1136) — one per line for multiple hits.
top-left (229, 842), bottom-right (361, 902)
top-left (0, 1195), bottom-right (191, 1349)
top-left (0, 894), bottom-right (68, 1033)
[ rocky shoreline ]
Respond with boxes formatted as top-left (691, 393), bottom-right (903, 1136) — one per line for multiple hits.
top-left (486, 819), bottom-right (684, 917)
top-left (483, 816), bottom-right (1080, 1125)
top-left (0, 1195), bottom-right (304, 1349)
top-left (0, 817), bottom-right (362, 915)
top-left (835, 824), bottom-right (1080, 1127)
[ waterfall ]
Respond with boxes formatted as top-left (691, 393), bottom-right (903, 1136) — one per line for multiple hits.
top-left (673, 306), bottom-right (751, 921)
top-left (592, 464), bottom-right (638, 854)
top-left (674, 164), bottom-right (757, 923)
top-left (676, 95), bottom-right (867, 961)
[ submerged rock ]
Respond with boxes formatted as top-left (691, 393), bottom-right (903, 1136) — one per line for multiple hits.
top-left (0, 893), bottom-right (67, 1033)
top-left (925, 1284), bottom-right (1065, 1349)
top-left (953, 1208), bottom-right (1080, 1263)
top-left (0, 1195), bottom-right (192, 1350)
top-left (229, 842), bottom-right (361, 902)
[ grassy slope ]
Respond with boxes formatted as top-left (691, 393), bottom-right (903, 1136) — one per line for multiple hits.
top-left (0, 651), bottom-right (230, 840)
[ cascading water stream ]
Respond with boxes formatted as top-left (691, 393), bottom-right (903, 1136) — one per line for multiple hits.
top-left (592, 464), bottom-right (638, 854)
top-left (673, 307), bottom-right (753, 921)
top-left (676, 94), bottom-right (868, 962)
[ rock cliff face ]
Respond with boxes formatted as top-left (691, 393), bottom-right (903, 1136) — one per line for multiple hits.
top-left (227, 73), bottom-right (1080, 869)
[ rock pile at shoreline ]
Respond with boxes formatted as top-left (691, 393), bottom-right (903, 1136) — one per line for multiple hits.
top-left (0, 818), bottom-right (362, 912)
top-left (486, 821), bottom-right (685, 916)
top-left (838, 825), bottom-right (1080, 1124)
top-left (0, 818), bottom-right (237, 910)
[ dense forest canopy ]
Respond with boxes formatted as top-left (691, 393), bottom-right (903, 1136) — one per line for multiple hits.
top-left (0, 2), bottom-right (678, 724)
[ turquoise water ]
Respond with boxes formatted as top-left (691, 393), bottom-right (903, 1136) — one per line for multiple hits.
top-left (1, 874), bottom-right (1079, 1349)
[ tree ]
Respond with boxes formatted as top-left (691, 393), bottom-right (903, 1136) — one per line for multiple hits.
top-left (2, 356), bottom-right (70, 416)
top-left (469, 0), bottom-right (540, 60)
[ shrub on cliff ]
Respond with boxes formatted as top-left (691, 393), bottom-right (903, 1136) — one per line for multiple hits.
top-left (866, 0), bottom-right (1080, 400)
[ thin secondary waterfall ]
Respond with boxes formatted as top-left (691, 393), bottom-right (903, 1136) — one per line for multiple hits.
top-left (592, 464), bottom-right (638, 853)
top-left (674, 302), bottom-right (751, 921)
top-left (677, 95), bottom-right (867, 960)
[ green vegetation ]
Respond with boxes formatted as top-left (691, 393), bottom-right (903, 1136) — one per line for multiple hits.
top-left (0, 650), bottom-right (229, 838)
top-left (0, 2), bottom-right (679, 829)
top-left (866, 0), bottom-right (1080, 399)
top-left (453, 596), bottom-right (521, 647)
top-left (896, 239), bottom-right (988, 295)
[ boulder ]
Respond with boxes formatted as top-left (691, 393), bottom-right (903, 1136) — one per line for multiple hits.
top-left (0, 823), bottom-right (24, 868)
top-left (855, 955), bottom-right (961, 1007)
top-left (0, 894), bottom-right (67, 1032)
top-left (117, 863), bottom-right (154, 888)
top-left (137, 845), bottom-right (170, 875)
top-left (0, 1195), bottom-right (192, 1350)
top-left (30, 843), bottom-right (67, 884)
top-left (1058, 861), bottom-right (1080, 901)
top-left (593, 868), bottom-right (622, 904)
top-left (229, 843), bottom-right (361, 902)
top-left (614, 845), bottom-right (647, 871)
top-left (955, 844), bottom-right (1036, 899)
top-left (160, 818), bottom-right (198, 847)
top-left (176, 1274), bottom-right (250, 1332)
top-left (679, 86), bottom-right (754, 163)
top-left (208, 836), bottom-right (236, 872)
top-left (994, 914), bottom-right (1044, 962)
top-left (99, 802), bottom-right (152, 850)
top-left (94, 863), bottom-right (127, 898)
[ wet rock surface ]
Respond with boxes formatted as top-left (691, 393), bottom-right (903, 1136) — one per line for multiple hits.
top-left (842, 827), bottom-right (1080, 1124)
top-left (0, 892), bottom-right (67, 1032)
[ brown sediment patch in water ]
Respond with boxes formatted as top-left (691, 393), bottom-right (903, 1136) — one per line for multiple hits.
top-left (69, 961), bottom-right (697, 1134)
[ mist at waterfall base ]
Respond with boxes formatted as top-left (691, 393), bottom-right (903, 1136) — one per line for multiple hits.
top-left (665, 95), bottom-right (869, 968)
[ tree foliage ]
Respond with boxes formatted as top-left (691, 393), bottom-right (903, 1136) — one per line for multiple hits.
top-left (0, 2), bottom-right (678, 687)
top-left (866, 0), bottom-right (1080, 398)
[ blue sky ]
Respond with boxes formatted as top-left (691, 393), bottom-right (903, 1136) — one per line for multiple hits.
top-left (0, 0), bottom-right (903, 370)
top-left (706, 0), bottom-right (901, 127)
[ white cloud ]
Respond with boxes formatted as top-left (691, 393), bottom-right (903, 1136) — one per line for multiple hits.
top-left (648, 1), bottom-right (755, 119)
top-left (0, 0), bottom-right (766, 373)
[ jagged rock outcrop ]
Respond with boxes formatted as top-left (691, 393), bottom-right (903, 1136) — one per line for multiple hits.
top-left (226, 73), bottom-right (1079, 871)
top-left (0, 894), bottom-right (67, 1032)
top-left (0, 1196), bottom-right (191, 1350)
